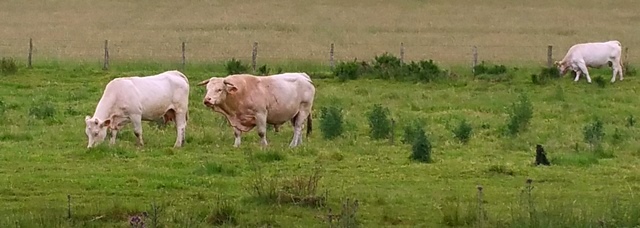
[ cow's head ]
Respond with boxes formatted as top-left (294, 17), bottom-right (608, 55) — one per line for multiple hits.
top-left (84, 115), bottom-right (111, 148)
top-left (197, 77), bottom-right (238, 108)
top-left (554, 61), bottom-right (570, 76)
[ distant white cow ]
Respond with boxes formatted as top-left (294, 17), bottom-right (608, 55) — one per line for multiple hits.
top-left (555, 40), bottom-right (624, 83)
top-left (84, 70), bottom-right (190, 148)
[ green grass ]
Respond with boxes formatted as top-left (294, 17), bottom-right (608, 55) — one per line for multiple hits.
top-left (1, 61), bottom-right (640, 227)
top-left (1, 0), bottom-right (640, 226)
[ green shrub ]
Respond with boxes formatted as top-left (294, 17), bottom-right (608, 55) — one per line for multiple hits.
top-left (333, 60), bottom-right (361, 82)
top-left (319, 105), bottom-right (344, 140)
top-left (405, 59), bottom-right (445, 82)
top-left (624, 63), bottom-right (636, 76)
top-left (224, 58), bottom-right (249, 75)
top-left (410, 127), bottom-right (432, 163)
top-left (0, 99), bottom-right (6, 115)
top-left (367, 104), bottom-right (392, 140)
top-left (505, 93), bottom-right (533, 136)
top-left (0, 57), bottom-right (18, 75)
top-left (453, 118), bottom-right (473, 144)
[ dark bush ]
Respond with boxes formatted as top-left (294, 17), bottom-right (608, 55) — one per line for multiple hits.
top-left (593, 76), bottom-right (607, 88)
top-left (319, 105), bottom-right (344, 139)
top-left (367, 104), bottom-right (392, 140)
top-left (225, 58), bottom-right (249, 75)
top-left (583, 118), bottom-right (605, 147)
top-left (410, 127), bottom-right (432, 163)
top-left (0, 57), bottom-right (18, 75)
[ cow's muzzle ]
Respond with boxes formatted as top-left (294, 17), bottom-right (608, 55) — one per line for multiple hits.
top-left (203, 97), bottom-right (214, 107)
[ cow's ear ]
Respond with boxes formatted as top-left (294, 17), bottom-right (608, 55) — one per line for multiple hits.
top-left (197, 79), bottom-right (210, 86)
top-left (554, 61), bottom-right (561, 66)
top-left (226, 85), bottom-right (238, 94)
top-left (85, 115), bottom-right (91, 121)
top-left (101, 119), bottom-right (111, 128)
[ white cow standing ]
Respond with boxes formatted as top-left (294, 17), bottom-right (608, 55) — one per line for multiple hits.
top-left (84, 70), bottom-right (190, 148)
top-left (555, 40), bottom-right (624, 83)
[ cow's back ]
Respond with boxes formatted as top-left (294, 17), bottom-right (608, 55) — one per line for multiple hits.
top-left (113, 71), bottom-right (189, 119)
top-left (260, 73), bottom-right (315, 123)
top-left (564, 41), bottom-right (621, 66)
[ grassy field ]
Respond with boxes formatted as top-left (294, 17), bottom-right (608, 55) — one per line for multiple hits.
top-left (2, 0), bottom-right (640, 227)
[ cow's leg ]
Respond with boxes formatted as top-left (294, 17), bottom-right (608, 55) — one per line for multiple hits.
top-left (173, 111), bottom-right (187, 148)
top-left (131, 114), bottom-right (144, 147)
top-left (577, 64), bottom-right (592, 83)
top-left (256, 114), bottom-right (269, 147)
top-left (109, 128), bottom-right (118, 145)
top-left (613, 61), bottom-right (623, 82)
top-left (233, 127), bottom-right (242, 147)
top-left (289, 112), bottom-right (308, 148)
top-left (573, 70), bottom-right (581, 82)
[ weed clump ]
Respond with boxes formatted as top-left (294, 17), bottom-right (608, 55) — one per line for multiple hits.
top-left (225, 58), bottom-right (249, 75)
top-left (319, 105), bottom-right (344, 140)
top-left (505, 93), bottom-right (533, 136)
top-left (452, 118), bottom-right (473, 144)
top-left (367, 104), bottom-right (392, 140)
top-left (0, 57), bottom-right (18, 75)
top-left (593, 76), bottom-right (607, 88)
top-left (206, 197), bottom-right (238, 226)
top-left (410, 127), bottom-right (432, 163)
top-left (29, 101), bottom-right (56, 120)
top-left (474, 61), bottom-right (511, 82)
top-left (247, 168), bottom-right (326, 208)
top-left (626, 115), bottom-right (635, 127)
top-left (583, 118), bottom-right (605, 147)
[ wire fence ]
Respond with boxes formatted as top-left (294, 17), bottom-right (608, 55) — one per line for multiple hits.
top-left (0, 38), bottom-right (637, 71)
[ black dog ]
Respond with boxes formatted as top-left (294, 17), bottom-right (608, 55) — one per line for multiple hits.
top-left (535, 144), bottom-right (551, 166)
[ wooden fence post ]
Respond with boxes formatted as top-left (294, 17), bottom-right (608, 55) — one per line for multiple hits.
top-left (330, 43), bottom-right (335, 70)
top-left (103, 40), bottom-right (109, 70)
top-left (28, 38), bottom-right (33, 68)
top-left (181, 41), bottom-right (186, 70)
top-left (252, 41), bottom-right (258, 73)
top-left (547, 45), bottom-right (553, 68)
top-left (472, 46), bottom-right (478, 75)
top-left (400, 42), bottom-right (405, 64)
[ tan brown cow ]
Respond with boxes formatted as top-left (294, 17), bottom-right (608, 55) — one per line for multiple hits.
top-left (197, 72), bottom-right (315, 148)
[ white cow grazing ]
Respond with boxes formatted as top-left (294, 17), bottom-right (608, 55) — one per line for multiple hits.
top-left (555, 40), bottom-right (624, 83)
top-left (84, 70), bottom-right (190, 148)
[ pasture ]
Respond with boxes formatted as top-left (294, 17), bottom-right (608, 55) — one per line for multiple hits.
top-left (2, 0), bottom-right (640, 227)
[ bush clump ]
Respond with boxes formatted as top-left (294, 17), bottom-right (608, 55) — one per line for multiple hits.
top-left (583, 118), bottom-right (605, 147)
top-left (505, 93), bottom-right (533, 136)
top-left (410, 127), bottom-right (432, 163)
top-left (0, 57), bottom-right (18, 75)
top-left (332, 53), bottom-right (446, 82)
top-left (319, 105), bottom-right (344, 140)
top-left (333, 60), bottom-right (362, 82)
top-left (257, 64), bottom-right (270, 76)
top-left (474, 61), bottom-right (512, 82)
top-left (367, 104), bottom-right (392, 140)
top-left (593, 76), bottom-right (607, 88)
top-left (453, 118), bottom-right (473, 144)
top-left (225, 58), bottom-right (250, 75)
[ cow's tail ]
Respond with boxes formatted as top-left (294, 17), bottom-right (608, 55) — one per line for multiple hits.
top-left (306, 112), bottom-right (313, 138)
